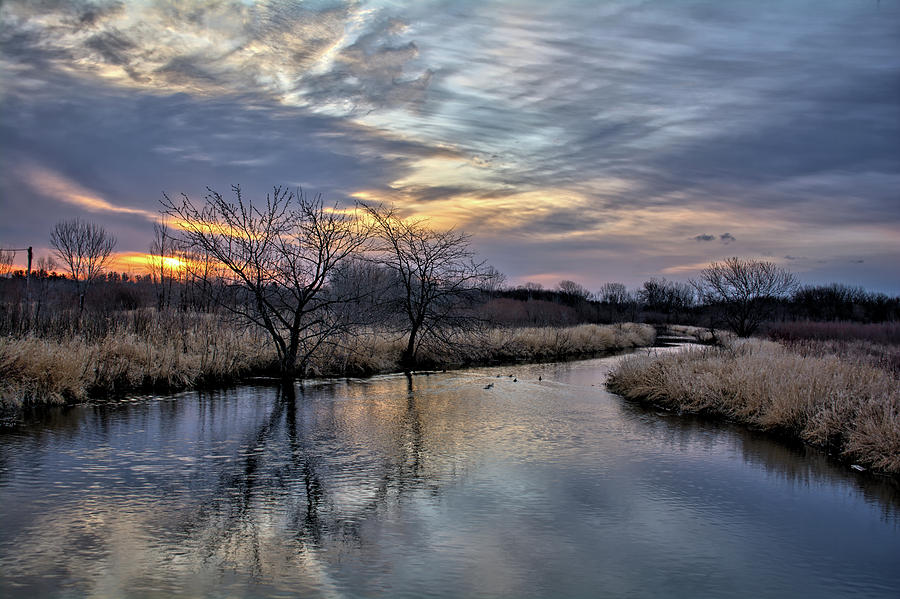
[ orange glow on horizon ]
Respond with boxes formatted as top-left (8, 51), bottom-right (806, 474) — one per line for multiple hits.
top-left (114, 252), bottom-right (189, 275)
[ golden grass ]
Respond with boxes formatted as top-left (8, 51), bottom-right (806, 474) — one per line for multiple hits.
top-left (460, 323), bottom-right (656, 364)
top-left (312, 323), bottom-right (656, 375)
top-left (0, 319), bottom-right (274, 405)
top-left (607, 338), bottom-right (900, 473)
top-left (665, 324), bottom-right (734, 344)
top-left (0, 318), bottom-right (655, 406)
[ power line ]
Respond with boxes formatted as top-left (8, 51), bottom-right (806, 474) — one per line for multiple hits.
top-left (1, 246), bottom-right (33, 297)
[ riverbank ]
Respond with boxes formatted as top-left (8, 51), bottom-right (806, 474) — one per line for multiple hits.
top-left (607, 337), bottom-right (900, 474)
top-left (0, 316), bottom-right (654, 406)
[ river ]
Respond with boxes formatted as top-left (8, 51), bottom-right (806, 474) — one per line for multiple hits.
top-left (1, 349), bottom-right (899, 598)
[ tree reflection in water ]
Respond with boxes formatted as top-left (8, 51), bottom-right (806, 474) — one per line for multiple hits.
top-left (169, 374), bottom-right (453, 591)
top-left (1, 361), bottom-right (899, 598)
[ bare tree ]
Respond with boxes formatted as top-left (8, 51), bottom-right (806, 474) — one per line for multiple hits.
top-left (598, 282), bottom-right (628, 305)
top-left (598, 282), bottom-right (633, 322)
top-left (147, 219), bottom-right (179, 310)
top-left (49, 218), bottom-right (117, 315)
top-left (31, 255), bottom-right (57, 321)
top-left (481, 266), bottom-right (507, 297)
top-left (0, 249), bottom-right (14, 277)
top-left (691, 257), bottom-right (795, 336)
top-left (557, 279), bottom-right (592, 301)
top-left (364, 205), bottom-right (494, 370)
top-left (162, 185), bottom-right (372, 380)
top-left (639, 277), bottom-right (694, 323)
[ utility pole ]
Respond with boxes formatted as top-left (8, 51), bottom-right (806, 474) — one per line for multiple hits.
top-left (7, 246), bottom-right (33, 301)
top-left (26, 246), bottom-right (32, 300)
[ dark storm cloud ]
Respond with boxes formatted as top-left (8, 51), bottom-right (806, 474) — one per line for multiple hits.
top-left (720, 233), bottom-right (735, 245)
top-left (693, 234), bottom-right (715, 242)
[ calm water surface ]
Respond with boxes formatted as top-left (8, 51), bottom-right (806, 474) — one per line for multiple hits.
top-left (1, 350), bottom-right (899, 598)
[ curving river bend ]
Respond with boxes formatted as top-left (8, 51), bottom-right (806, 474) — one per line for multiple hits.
top-left (1, 348), bottom-right (899, 598)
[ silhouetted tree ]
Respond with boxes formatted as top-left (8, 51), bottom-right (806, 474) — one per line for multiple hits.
top-left (0, 249), bottom-right (14, 278)
top-left (791, 283), bottom-right (869, 321)
top-left (481, 266), bottom-right (507, 297)
top-left (557, 280), bottom-right (591, 301)
top-left (598, 282), bottom-right (637, 322)
top-left (147, 219), bottom-right (179, 310)
top-left (598, 282), bottom-right (628, 305)
top-left (639, 277), bottom-right (694, 323)
top-left (162, 185), bottom-right (372, 380)
top-left (692, 257), bottom-right (795, 336)
top-left (49, 218), bottom-right (117, 316)
top-left (364, 205), bottom-right (495, 370)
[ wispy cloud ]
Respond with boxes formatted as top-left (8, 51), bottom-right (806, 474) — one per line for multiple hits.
top-left (22, 164), bottom-right (157, 221)
top-left (1, 0), bottom-right (898, 291)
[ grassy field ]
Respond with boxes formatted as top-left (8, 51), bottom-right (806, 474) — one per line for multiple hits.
top-left (0, 312), bottom-right (654, 406)
top-left (607, 336), bottom-right (900, 473)
top-left (765, 320), bottom-right (900, 374)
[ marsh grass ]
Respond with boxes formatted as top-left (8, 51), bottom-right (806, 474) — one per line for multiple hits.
top-left (765, 321), bottom-right (900, 374)
top-left (765, 320), bottom-right (900, 345)
top-left (0, 316), bottom-right (274, 405)
top-left (0, 314), bottom-right (654, 406)
top-left (607, 338), bottom-right (900, 473)
top-left (665, 324), bottom-right (734, 345)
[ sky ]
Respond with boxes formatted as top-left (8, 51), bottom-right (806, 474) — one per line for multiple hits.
top-left (1, 0), bottom-right (898, 293)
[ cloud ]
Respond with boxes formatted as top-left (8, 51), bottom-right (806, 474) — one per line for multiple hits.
top-left (693, 233), bottom-right (736, 244)
top-left (22, 164), bottom-right (157, 221)
top-left (1, 0), bottom-right (898, 292)
top-left (0, 0), bottom-right (431, 114)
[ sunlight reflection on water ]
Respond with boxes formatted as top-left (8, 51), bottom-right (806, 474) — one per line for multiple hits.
top-left (1, 350), bottom-right (899, 598)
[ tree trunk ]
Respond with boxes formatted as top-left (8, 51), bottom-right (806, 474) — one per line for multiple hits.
top-left (281, 342), bottom-right (299, 384)
top-left (401, 323), bottom-right (420, 372)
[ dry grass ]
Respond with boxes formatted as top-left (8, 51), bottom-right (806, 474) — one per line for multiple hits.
top-left (0, 317), bottom-right (275, 405)
top-left (665, 324), bottom-right (734, 345)
top-left (765, 320), bottom-right (900, 345)
top-left (461, 323), bottom-right (656, 364)
top-left (0, 317), bottom-right (655, 406)
top-left (764, 321), bottom-right (900, 375)
top-left (607, 338), bottom-right (900, 473)
top-left (313, 323), bottom-right (656, 375)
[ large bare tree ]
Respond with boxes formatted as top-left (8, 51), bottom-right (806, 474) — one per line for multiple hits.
top-left (162, 185), bottom-right (371, 380)
top-left (364, 205), bottom-right (495, 370)
top-left (49, 218), bottom-right (116, 315)
top-left (691, 257), bottom-right (795, 336)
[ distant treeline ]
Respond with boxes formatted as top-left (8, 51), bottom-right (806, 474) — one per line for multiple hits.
top-left (2, 267), bottom-right (897, 337)
top-left (485, 280), bottom-right (900, 327)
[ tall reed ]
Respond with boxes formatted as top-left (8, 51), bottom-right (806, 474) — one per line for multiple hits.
top-left (1, 316), bottom-right (655, 406)
top-left (607, 339), bottom-right (900, 473)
